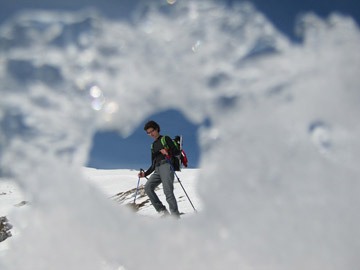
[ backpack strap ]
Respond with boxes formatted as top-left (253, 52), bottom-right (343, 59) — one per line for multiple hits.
top-left (161, 135), bottom-right (169, 150)
top-left (151, 135), bottom-right (179, 152)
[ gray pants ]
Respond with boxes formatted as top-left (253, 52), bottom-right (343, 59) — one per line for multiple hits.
top-left (145, 162), bottom-right (180, 216)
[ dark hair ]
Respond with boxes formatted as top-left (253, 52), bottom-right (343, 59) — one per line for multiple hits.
top-left (144, 120), bottom-right (160, 132)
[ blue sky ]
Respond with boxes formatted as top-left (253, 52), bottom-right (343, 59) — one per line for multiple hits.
top-left (87, 109), bottom-right (203, 169)
top-left (2, 0), bottom-right (359, 169)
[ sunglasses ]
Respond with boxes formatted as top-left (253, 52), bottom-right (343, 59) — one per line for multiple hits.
top-left (147, 129), bottom-right (156, 135)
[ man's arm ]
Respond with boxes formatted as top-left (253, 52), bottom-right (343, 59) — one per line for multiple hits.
top-left (144, 152), bottom-right (155, 177)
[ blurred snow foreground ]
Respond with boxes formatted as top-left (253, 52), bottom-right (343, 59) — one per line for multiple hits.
top-left (0, 0), bottom-right (360, 269)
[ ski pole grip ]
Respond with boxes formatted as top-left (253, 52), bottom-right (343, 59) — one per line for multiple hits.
top-left (140, 168), bottom-right (148, 179)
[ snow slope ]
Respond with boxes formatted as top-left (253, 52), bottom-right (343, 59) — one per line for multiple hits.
top-left (82, 167), bottom-right (201, 217)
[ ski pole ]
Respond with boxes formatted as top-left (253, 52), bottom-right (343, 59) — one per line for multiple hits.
top-left (133, 168), bottom-right (149, 204)
top-left (134, 176), bottom-right (141, 204)
top-left (134, 168), bottom-right (145, 204)
top-left (165, 156), bottom-right (197, 213)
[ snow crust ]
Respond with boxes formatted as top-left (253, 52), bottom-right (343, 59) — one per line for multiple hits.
top-left (1, 1), bottom-right (360, 269)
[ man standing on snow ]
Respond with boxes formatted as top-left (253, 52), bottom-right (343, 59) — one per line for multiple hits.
top-left (138, 120), bottom-right (181, 218)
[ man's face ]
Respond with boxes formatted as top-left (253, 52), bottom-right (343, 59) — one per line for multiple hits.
top-left (146, 128), bottom-right (159, 139)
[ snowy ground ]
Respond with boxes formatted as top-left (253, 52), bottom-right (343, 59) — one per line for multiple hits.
top-left (83, 167), bottom-right (201, 217)
top-left (0, 167), bottom-right (201, 253)
top-left (0, 180), bottom-right (25, 219)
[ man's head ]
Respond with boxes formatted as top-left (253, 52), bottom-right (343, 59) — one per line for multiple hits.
top-left (144, 120), bottom-right (160, 139)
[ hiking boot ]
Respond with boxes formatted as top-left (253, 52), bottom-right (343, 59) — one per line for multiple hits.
top-left (159, 209), bottom-right (170, 217)
top-left (171, 212), bottom-right (181, 220)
